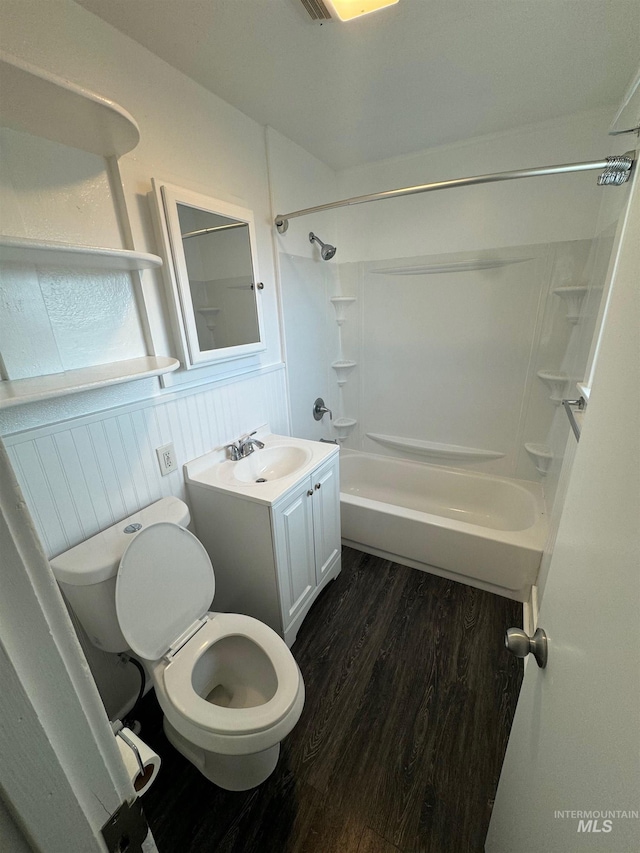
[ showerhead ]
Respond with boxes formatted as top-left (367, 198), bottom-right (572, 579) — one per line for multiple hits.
top-left (309, 232), bottom-right (337, 261)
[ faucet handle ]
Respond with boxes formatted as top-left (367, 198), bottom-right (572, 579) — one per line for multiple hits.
top-left (313, 398), bottom-right (333, 421)
top-left (224, 442), bottom-right (241, 461)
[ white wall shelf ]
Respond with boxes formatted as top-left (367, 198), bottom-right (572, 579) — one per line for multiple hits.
top-left (0, 236), bottom-right (162, 270)
top-left (0, 357), bottom-right (180, 410)
top-left (0, 50), bottom-right (140, 157)
top-left (366, 432), bottom-right (505, 461)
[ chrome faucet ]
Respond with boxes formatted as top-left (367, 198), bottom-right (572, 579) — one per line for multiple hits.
top-left (225, 431), bottom-right (265, 460)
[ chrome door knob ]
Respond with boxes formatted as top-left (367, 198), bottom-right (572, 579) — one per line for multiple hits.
top-left (505, 627), bottom-right (548, 668)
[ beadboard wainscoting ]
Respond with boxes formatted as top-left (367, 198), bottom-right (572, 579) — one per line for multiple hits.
top-left (3, 366), bottom-right (289, 560)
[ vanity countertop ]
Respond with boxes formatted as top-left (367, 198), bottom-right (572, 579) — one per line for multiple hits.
top-left (184, 430), bottom-right (339, 506)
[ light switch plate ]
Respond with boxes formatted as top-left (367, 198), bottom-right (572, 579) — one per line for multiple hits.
top-left (156, 443), bottom-right (177, 476)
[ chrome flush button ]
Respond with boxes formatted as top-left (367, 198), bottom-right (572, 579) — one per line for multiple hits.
top-left (123, 523), bottom-right (142, 534)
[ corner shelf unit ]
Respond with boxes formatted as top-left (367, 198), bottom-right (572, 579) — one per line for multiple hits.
top-left (328, 297), bottom-right (358, 443)
top-left (331, 360), bottom-right (357, 386)
top-left (553, 285), bottom-right (588, 324)
top-left (0, 51), bottom-right (177, 408)
top-left (536, 370), bottom-right (569, 405)
top-left (333, 418), bottom-right (357, 442)
top-left (0, 236), bottom-right (162, 270)
top-left (524, 443), bottom-right (554, 476)
top-left (330, 296), bottom-right (356, 326)
top-left (0, 357), bottom-right (180, 410)
top-left (196, 307), bottom-right (221, 330)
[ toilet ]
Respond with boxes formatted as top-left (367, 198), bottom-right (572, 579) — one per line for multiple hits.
top-left (50, 497), bottom-right (305, 791)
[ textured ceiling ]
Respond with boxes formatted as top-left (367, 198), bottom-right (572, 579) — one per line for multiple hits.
top-left (76, 0), bottom-right (640, 170)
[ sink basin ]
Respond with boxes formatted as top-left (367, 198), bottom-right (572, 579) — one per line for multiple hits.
top-left (220, 445), bottom-right (313, 485)
top-left (185, 432), bottom-right (339, 506)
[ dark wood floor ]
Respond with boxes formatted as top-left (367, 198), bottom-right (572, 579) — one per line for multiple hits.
top-left (136, 547), bottom-right (523, 853)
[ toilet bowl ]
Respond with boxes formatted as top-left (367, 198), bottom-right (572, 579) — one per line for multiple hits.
top-left (51, 498), bottom-right (304, 791)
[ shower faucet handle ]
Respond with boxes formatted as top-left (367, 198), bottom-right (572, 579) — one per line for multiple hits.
top-left (313, 398), bottom-right (333, 421)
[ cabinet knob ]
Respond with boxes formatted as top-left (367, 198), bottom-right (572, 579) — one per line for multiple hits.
top-left (315, 483), bottom-right (321, 490)
top-left (307, 489), bottom-right (314, 497)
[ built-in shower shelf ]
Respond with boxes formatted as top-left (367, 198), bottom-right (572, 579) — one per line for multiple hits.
top-left (333, 418), bottom-right (357, 442)
top-left (536, 370), bottom-right (569, 405)
top-left (196, 307), bottom-right (221, 330)
top-left (524, 443), bottom-right (554, 476)
top-left (0, 356), bottom-right (180, 410)
top-left (0, 236), bottom-right (163, 270)
top-left (553, 285), bottom-right (588, 324)
top-left (369, 257), bottom-right (533, 276)
top-left (331, 360), bottom-right (357, 386)
top-left (0, 50), bottom-right (140, 157)
top-left (366, 433), bottom-right (504, 461)
top-left (330, 297), bottom-right (356, 326)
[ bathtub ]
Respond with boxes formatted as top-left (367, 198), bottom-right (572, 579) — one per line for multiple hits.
top-left (340, 450), bottom-right (547, 602)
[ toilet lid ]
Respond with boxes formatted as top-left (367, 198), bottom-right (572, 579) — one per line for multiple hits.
top-left (116, 523), bottom-right (215, 660)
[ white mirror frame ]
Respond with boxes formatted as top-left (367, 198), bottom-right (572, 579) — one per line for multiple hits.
top-left (151, 179), bottom-right (266, 368)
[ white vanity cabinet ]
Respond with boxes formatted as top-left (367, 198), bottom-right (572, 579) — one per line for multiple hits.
top-left (273, 454), bottom-right (341, 637)
top-left (186, 438), bottom-right (341, 647)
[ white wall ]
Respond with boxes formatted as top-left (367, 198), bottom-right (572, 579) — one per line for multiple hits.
top-left (266, 127), bottom-right (342, 438)
top-left (0, 0), bottom-right (293, 717)
top-left (337, 108), bottom-right (615, 262)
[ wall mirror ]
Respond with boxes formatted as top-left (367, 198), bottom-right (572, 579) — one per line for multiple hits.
top-left (152, 180), bottom-right (265, 368)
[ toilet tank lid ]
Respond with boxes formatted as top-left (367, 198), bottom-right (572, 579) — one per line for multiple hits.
top-left (50, 497), bottom-right (191, 586)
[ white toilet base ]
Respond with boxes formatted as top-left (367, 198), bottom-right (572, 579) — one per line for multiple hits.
top-left (163, 717), bottom-right (280, 791)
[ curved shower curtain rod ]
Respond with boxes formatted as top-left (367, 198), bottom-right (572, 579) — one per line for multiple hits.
top-left (181, 221), bottom-right (247, 239)
top-left (274, 151), bottom-right (635, 233)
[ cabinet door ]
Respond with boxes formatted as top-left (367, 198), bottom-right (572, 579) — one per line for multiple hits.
top-left (311, 454), bottom-right (341, 584)
top-left (272, 479), bottom-right (317, 632)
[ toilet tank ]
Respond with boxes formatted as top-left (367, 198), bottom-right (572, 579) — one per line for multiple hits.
top-left (50, 497), bottom-right (190, 652)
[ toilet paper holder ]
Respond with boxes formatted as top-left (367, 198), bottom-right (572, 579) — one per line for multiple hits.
top-left (112, 719), bottom-right (160, 794)
top-left (115, 725), bottom-right (145, 779)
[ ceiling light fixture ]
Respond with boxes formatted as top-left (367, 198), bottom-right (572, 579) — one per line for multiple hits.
top-left (311, 0), bottom-right (399, 22)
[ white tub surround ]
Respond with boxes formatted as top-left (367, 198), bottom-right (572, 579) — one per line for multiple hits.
top-left (340, 450), bottom-right (547, 602)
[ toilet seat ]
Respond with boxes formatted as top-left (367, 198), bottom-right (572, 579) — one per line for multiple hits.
top-left (116, 522), bottom-right (214, 660)
top-left (162, 612), bottom-right (301, 736)
top-left (115, 521), bottom-right (302, 741)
